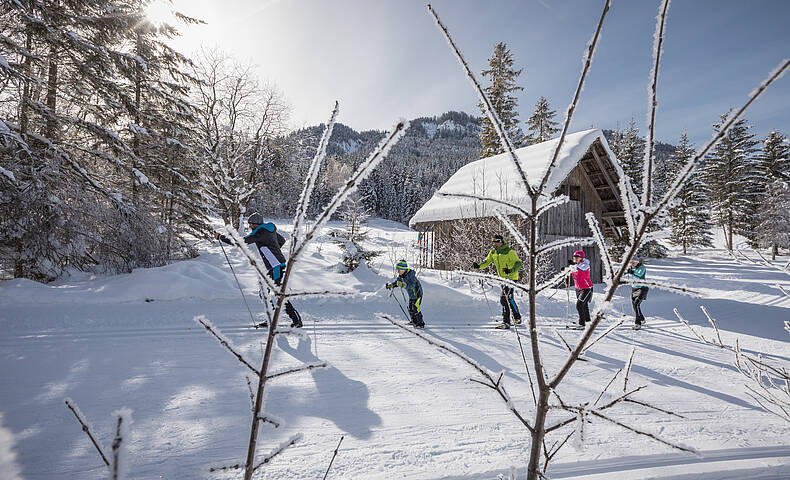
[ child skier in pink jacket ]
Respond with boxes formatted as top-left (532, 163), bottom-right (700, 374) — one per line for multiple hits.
top-left (570, 250), bottom-right (593, 329)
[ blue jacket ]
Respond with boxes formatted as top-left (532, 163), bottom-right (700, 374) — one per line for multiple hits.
top-left (389, 269), bottom-right (422, 302)
top-left (219, 222), bottom-right (287, 282)
top-left (627, 263), bottom-right (646, 289)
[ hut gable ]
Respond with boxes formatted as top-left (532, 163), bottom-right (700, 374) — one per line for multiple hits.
top-left (409, 129), bottom-right (628, 283)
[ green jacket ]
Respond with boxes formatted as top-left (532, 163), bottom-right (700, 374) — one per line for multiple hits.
top-left (478, 242), bottom-right (523, 281)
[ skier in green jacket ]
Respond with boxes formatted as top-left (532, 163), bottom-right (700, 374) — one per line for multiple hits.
top-left (473, 234), bottom-right (523, 329)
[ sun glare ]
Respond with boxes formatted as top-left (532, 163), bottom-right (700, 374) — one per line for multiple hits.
top-left (144, 0), bottom-right (175, 26)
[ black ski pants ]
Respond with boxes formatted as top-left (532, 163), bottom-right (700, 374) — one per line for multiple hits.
top-left (264, 268), bottom-right (303, 327)
top-left (631, 287), bottom-right (649, 325)
top-left (575, 287), bottom-right (593, 326)
top-left (408, 297), bottom-right (425, 327)
top-left (500, 286), bottom-right (521, 325)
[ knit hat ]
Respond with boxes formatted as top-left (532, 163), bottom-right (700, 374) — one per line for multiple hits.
top-left (492, 234), bottom-right (504, 243)
top-left (247, 212), bottom-right (263, 225)
top-left (396, 259), bottom-right (408, 271)
top-left (573, 250), bottom-right (585, 259)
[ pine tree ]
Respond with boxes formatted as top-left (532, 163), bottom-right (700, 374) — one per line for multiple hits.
top-left (757, 130), bottom-right (789, 182)
top-left (701, 110), bottom-right (759, 250)
top-left (755, 179), bottom-right (790, 259)
top-left (667, 133), bottom-right (714, 254)
top-left (617, 118), bottom-right (644, 196)
top-left (526, 96), bottom-right (559, 144)
top-left (479, 42), bottom-right (525, 157)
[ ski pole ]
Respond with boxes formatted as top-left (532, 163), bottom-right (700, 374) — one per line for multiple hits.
top-left (480, 280), bottom-right (496, 321)
top-left (218, 238), bottom-right (258, 329)
top-left (389, 288), bottom-right (411, 323)
top-left (565, 275), bottom-right (571, 326)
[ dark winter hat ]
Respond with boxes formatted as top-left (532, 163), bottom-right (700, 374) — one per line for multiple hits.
top-left (573, 250), bottom-right (585, 259)
top-left (396, 259), bottom-right (408, 271)
top-left (247, 212), bottom-right (263, 225)
top-left (492, 234), bottom-right (504, 243)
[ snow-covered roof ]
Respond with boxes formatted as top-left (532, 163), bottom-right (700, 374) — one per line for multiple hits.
top-left (410, 129), bottom-right (622, 226)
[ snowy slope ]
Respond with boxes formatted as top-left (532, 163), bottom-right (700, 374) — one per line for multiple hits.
top-left (1, 219), bottom-right (789, 479)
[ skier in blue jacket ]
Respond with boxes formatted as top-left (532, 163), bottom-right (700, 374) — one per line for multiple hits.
top-left (215, 212), bottom-right (302, 328)
top-left (385, 259), bottom-right (425, 328)
top-left (626, 258), bottom-right (648, 330)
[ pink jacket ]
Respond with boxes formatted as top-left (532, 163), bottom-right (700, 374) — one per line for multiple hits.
top-left (571, 258), bottom-right (593, 290)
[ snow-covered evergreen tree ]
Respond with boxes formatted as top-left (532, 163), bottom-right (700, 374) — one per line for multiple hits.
top-left (0, 0), bottom-right (203, 280)
top-left (701, 111), bottom-right (760, 250)
top-left (479, 42), bottom-right (525, 157)
top-left (616, 118), bottom-right (645, 196)
top-left (667, 133), bottom-right (713, 253)
top-left (331, 193), bottom-right (379, 272)
top-left (525, 96), bottom-right (559, 144)
top-left (758, 130), bottom-right (789, 180)
top-left (755, 180), bottom-right (790, 259)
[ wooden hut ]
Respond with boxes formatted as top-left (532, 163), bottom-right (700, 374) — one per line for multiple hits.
top-left (410, 129), bottom-right (628, 283)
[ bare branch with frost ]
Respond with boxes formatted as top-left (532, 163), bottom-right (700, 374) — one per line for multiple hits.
top-left (427, 4), bottom-right (534, 197)
top-left (64, 398), bottom-right (110, 467)
top-left (379, 313), bottom-right (534, 432)
top-left (536, 0), bottom-right (611, 194)
top-left (195, 316), bottom-right (260, 376)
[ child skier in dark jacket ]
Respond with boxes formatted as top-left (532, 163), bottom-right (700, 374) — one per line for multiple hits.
top-left (385, 259), bottom-right (425, 328)
top-left (626, 258), bottom-right (648, 329)
top-left (215, 212), bottom-right (302, 328)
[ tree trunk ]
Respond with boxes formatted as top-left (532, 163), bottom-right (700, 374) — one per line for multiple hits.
top-left (46, 45), bottom-right (58, 139)
top-left (19, 25), bottom-right (33, 134)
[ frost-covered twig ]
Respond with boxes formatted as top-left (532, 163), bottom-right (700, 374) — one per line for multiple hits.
top-left (110, 408), bottom-right (132, 480)
top-left (246, 377), bottom-right (256, 415)
top-left (618, 279), bottom-right (699, 296)
top-left (454, 269), bottom-right (530, 296)
top-left (675, 307), bottom-right (790, 421)
top-left (623, 347), bottom-right (636, 393)
top-left (581, 318), bottom-right (624, 353)
top-left (536, 195), bottom-right (569, 218)
top-left (641, 0), bottom-right (671, 207)
top-left (589, 410), bottom-right (696, 454)
top-left (291, 102), bottom-right (339, 257)
top-left (379, 313), bottom-right (534, 432)
top-left (494, 209), bottom-right (529, 254)
top-left (435, 191), bottom-right (534, 220)
top-left (594, 369), bottom-right (621, 407)
top-left (427, 4), bottom-right (534, 197)
top-left (64, 398), bottom-right (110, 467)
top-left (282, 289), bottom-right (356, 298)
top-left (585, 212), bottom-right (613, 284)
top-left (536, 237), bottom-right (596, 256)
top-left (251, 434), bottom-right (302, 472)
top-left (256, 413), bottom-right (282, 429)
top-left (536, 266), bottom-right (575, 294)
top-left (536, 0), bottom-right (611, 194)
top-left (266, 362), bottom-right (328, 380)
top-left (322, 435), bottom-right (345, 480)
top-left (655, 58), bottom-right (790, 216)
top-left (195, 316), bottom-right (260, 375)
top-left (292, 120), bottom-right (408, 262)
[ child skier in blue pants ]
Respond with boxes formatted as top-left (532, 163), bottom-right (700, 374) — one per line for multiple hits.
top-left (385, 259), bottom-right (425, 328)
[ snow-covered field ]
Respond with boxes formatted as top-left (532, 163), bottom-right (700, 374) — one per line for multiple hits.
top-left (1, 220), bottom-right (789, 479)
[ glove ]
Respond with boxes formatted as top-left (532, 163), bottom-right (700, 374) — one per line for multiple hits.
top-left (385, 283), bottom-right (394, 289)
top-left (214, 232), bottom-right (221, 240)
top-left (503, 267), bottom-right (512, 274)
top-left (472, 262), bottom-right (480, 269)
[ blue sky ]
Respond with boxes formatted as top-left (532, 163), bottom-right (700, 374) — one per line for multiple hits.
top-left (169, 0), bottom-right (789, 147)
